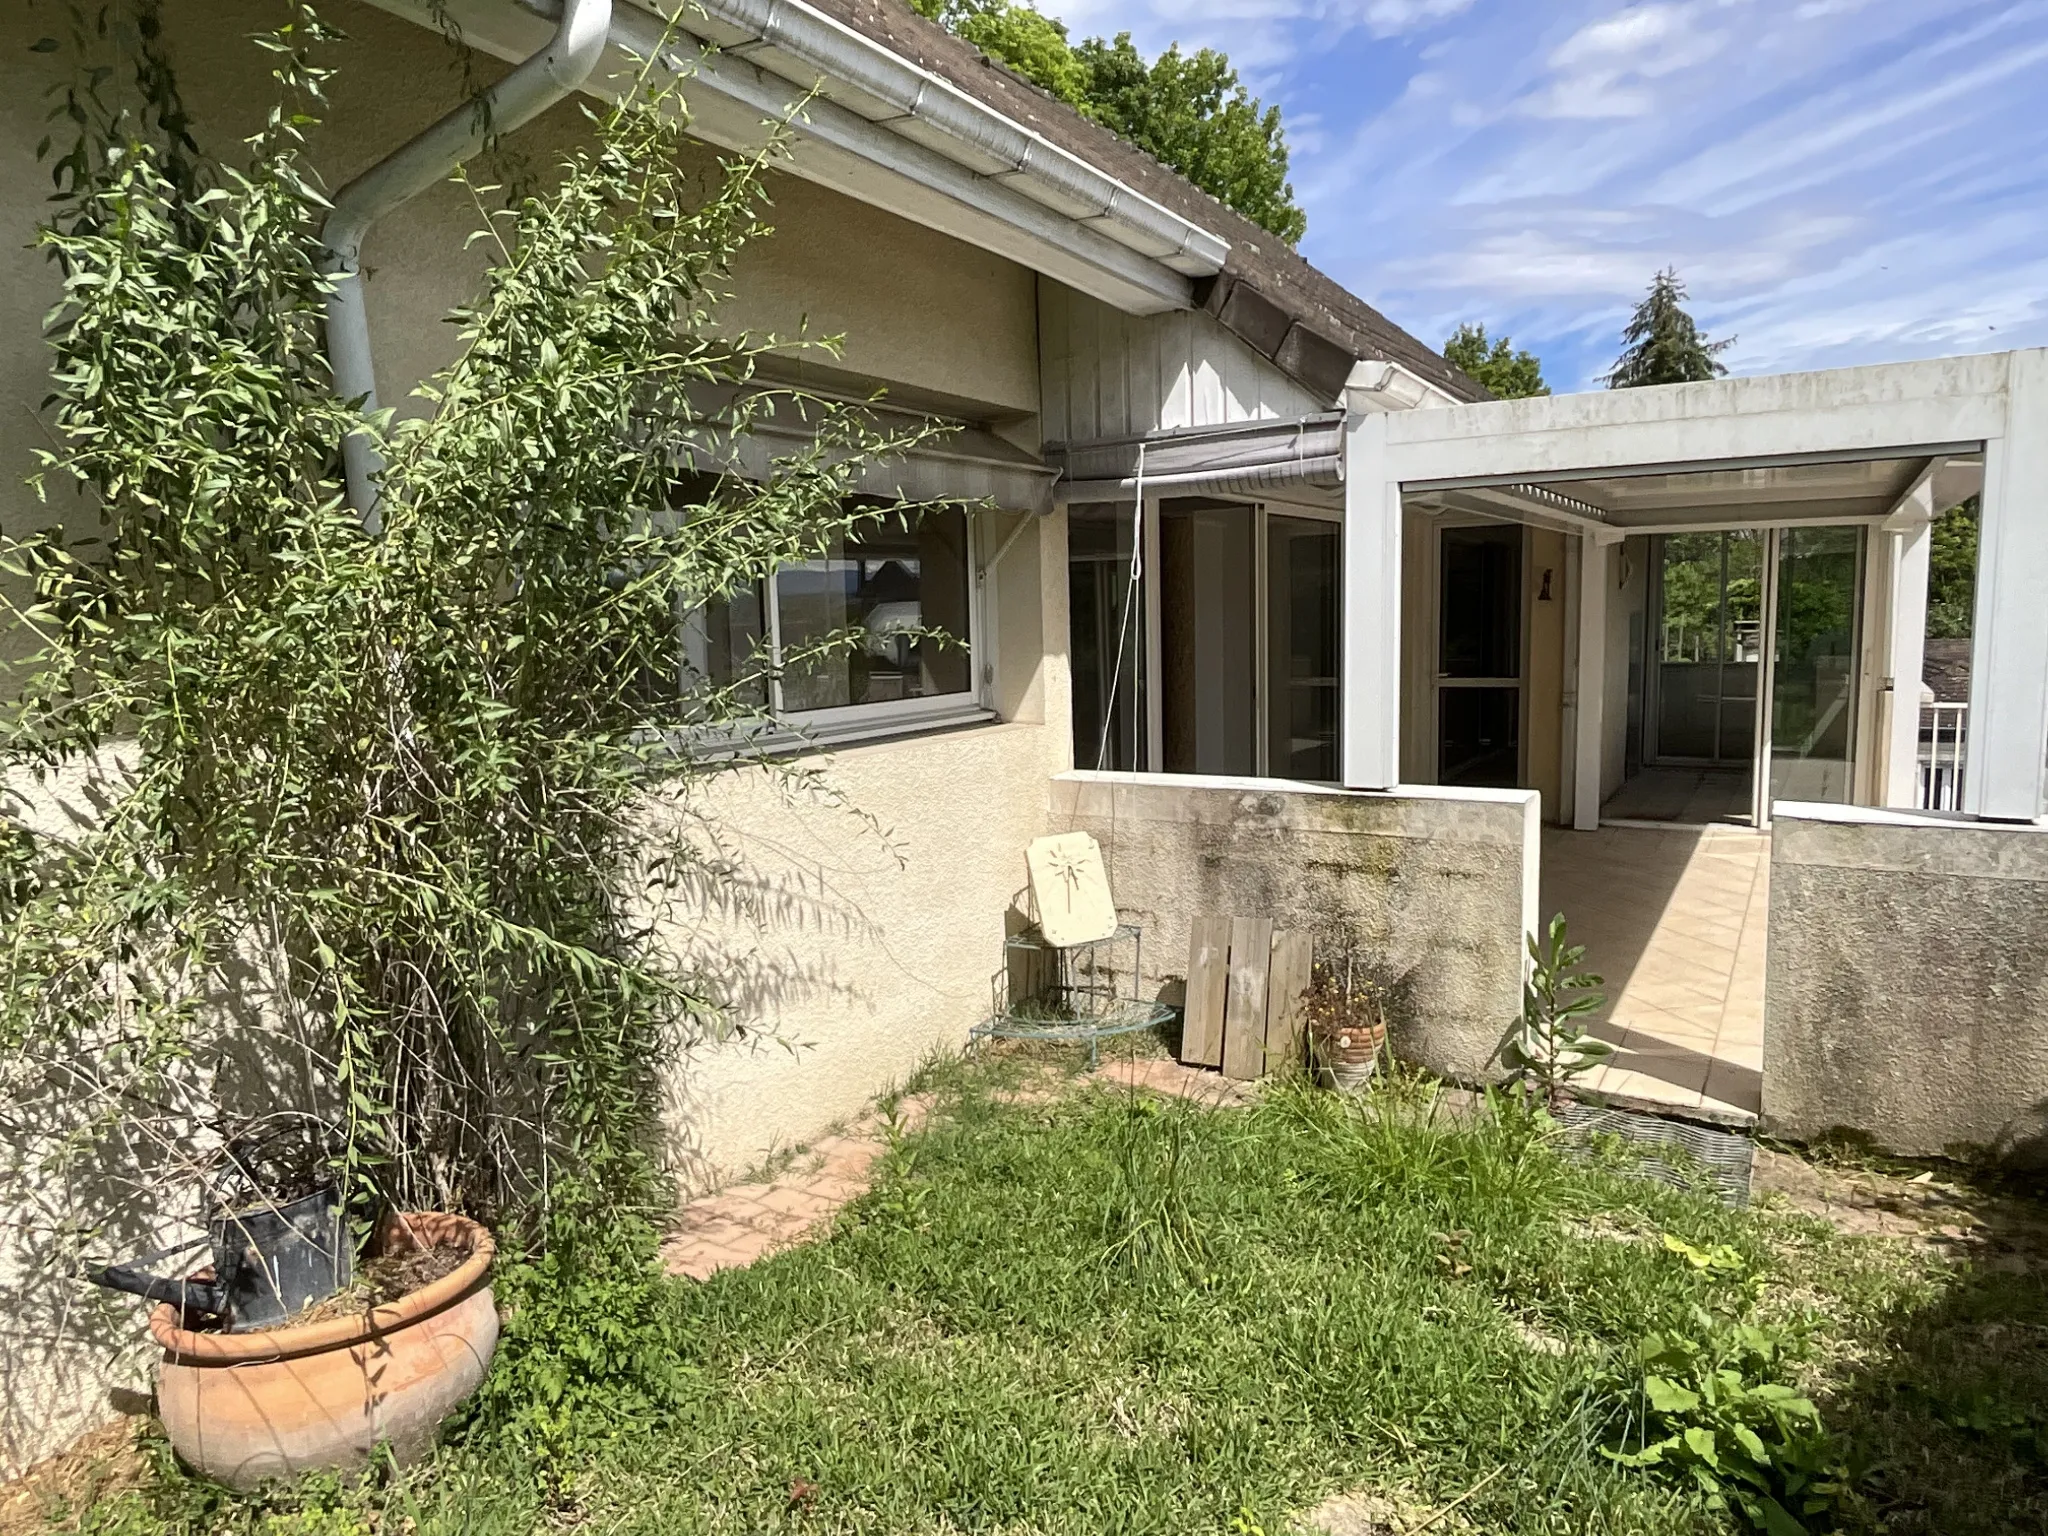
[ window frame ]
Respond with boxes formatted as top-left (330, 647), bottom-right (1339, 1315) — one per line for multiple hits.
top-left (667, 503), bottom-right (995, 756)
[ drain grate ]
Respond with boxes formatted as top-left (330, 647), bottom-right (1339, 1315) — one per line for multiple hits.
top-left (1557, 1099), bottom-right (1755, 1206)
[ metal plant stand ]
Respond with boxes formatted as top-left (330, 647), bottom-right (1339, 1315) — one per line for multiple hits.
top-left (974, 922), bottom-right (1174, 1066)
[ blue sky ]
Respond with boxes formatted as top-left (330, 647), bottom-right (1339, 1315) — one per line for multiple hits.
top-left (1044, 0), bottom-right (2048, 391)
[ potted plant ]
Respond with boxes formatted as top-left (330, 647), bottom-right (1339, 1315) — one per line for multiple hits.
top-left (148, 1211), bottom-right (497, 1489)
top-left (1304, 959), bottom-right (1388, 1093)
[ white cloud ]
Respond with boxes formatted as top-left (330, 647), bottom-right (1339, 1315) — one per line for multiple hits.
top-left (1052, 0), bottom-right (2048, 382)
top-left (1361, 0), bottom-right (1480, 35)
top-left (1522, 1), bottom-right (1734, 118)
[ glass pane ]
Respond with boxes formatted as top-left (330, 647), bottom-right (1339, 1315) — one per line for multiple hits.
top-left (1439, 525), bottom-right (1521, 679)
top-left (1159, 501), bottom-right (1255, 776)
top-left (1439, 686), bottom-right (1519, 788)
top-left (1768, 526), bottom-right (1862, 805)
top-left (777, 506), bottom-right (972, 712)
top-left (680, 584), bottom-right (769, 712)
top-left (1266, 516), bottom-right (1339, 781)
top-left (1068, 503), bottom-right (1143, 772)
top-left (1654, 531), bottom-right (1760, 765)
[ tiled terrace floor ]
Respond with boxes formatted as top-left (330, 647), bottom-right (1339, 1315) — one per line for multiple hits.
top-left (1538, 823), bottom-right (1767, 1123)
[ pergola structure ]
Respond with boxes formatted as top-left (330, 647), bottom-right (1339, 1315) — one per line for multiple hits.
top-left (1340, 349), bottom-right (2048, 825)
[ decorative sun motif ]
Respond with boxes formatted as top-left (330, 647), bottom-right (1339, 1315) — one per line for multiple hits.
top-left (1045, 846), bottom-right (1090, 907)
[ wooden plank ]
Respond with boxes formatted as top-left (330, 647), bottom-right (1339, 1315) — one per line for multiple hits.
top-left (1181, 917), bottom-right (1231, 1067)
top-left (1264, 931), bottom-right (1314, 1077)
top-left (1221, 917), bottom-right (1275, 1081)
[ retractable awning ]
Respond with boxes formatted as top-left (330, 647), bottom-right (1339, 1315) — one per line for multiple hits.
top-left (1046, 413), bottom-right (1345, 501)
top-left (687, 387), bottom-right (1059, 515)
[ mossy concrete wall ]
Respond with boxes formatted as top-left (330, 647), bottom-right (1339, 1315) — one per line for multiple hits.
top-left (1765, 805), bottom-right (2048, 1162)
top-left (1051, 772), bottom-right (1539, 1081)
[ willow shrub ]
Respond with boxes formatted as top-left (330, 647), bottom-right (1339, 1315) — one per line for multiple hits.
top-left (1, 7), bottom-right (931, 1241)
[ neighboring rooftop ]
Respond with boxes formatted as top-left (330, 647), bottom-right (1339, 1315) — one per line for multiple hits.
top-left (794, 0), bottom-right (1489, 406)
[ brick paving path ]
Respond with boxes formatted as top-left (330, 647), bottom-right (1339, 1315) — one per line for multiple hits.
top-left (661, 1055), bottom-right (1250, 1280)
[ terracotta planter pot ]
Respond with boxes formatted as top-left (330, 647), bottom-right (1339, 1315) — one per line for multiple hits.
top-left (150, 1212), bottom-right (497, 1489)
top-left (1310, 1021), bottom-right (1386, 1093)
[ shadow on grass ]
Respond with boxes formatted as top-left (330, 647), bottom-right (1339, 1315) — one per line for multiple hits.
top-left (1797, 1147), bottom-right (2048, 1535)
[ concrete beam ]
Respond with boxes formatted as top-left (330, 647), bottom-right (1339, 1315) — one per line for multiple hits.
top-left (1341, 410), bottom-right (1401, 790)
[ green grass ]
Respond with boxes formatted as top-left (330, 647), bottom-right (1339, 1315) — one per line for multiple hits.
top-left (56, 1055), bottom-right (2048, 1536)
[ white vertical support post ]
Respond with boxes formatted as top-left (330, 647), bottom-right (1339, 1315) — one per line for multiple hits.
top-left (1340, 408), bottom-right (1401, 789)
top-left (1966, 349), bottom-right (2048, 821)
top-left (1882, 484), bottom-right (1934, 808)
top-left (1572, 532), bottom-right (1611, 831)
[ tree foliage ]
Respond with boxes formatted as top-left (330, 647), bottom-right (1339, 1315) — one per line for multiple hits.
top-left (910, 0), bottom-right (1306, 244)
top-left (1, 8), bottom-right (926, 1234)
top-left (1605, 268), bottom-right (1734, 389)
top-left (1927, 496), bottom-right (1978, 640)
top-left (1443, 322), bottom-right (1550, 399)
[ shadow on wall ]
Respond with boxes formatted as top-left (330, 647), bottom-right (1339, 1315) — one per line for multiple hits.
top-left (646, 776), bottom-right (907, 1197)
top-left (0, 768), bottom-right (345, 1475)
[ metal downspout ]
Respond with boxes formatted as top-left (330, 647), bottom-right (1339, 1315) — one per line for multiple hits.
top-left (321, 0), bottom-right (614, 525)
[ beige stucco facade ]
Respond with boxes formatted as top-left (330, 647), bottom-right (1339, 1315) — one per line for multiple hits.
top-left (0, 0), bottom-right (1063, 1475)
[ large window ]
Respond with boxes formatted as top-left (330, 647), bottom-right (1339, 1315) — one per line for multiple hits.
top-left (681, 503), bottom-right (977, 732)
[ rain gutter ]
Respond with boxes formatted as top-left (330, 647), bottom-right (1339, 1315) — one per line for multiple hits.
top-left (321, 0), bottom-right (614, 524)
top-left (664, 0), bottom-right (1228, 277)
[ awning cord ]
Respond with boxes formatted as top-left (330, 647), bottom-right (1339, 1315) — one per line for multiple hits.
top-left (1094, 442), bottom-right (1146, 772)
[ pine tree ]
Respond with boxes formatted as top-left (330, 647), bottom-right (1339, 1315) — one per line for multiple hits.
top-left (1604, 268), bottom-right (1734, 388)
top-left (1444, 323), bottom-right (1549, 399)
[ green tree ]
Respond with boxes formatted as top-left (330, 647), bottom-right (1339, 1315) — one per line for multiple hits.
top-left (927, 0), bottom-right (1092, 106)
top-left (909, 0), bottom-right (1306, 244)
top-left (1927, 496), bottom-right (1978, 639)
top-left (1444, 323), bottom-right (1549, 399)
top-left (1604, 268), bottom-right (1734, 388)
top-left (1075, 35), bottom-right (1305, 245)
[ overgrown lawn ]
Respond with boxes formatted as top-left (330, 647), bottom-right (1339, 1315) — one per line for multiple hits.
top-left (46, 1056), bottom-right (2048, 1535)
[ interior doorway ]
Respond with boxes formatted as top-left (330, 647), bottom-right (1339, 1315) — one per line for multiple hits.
top-left (1435, 522), bottom-right (1523, 788)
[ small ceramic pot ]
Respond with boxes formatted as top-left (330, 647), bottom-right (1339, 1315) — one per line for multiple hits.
top-left (1311, 1022), bottom-right (1386, 1093)
top-left (150, 1211), bottom-right (496, 1489)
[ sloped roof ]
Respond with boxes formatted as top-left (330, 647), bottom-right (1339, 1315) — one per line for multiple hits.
top-left (795, 0), bottom-right (1490, 405)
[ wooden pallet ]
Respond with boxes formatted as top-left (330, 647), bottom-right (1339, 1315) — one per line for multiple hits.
top-left (1181, 919), bottom-right (1313, 1081)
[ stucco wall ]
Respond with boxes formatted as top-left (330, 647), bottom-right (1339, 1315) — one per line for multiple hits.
top-left (0, 0), bottom-right (1056, 1474)
top-left (656, 508), bottom-right (1068, 1183)
top-left (1051, 771), bottom-right (1538, 1080)
top-left (1764, 805), bottom-right (2048, 1162)
top-left (0, 0), bottom-right (1041, 643)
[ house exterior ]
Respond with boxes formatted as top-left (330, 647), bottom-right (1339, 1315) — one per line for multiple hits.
top-left (4, 0), bottom-right (2047, 1480)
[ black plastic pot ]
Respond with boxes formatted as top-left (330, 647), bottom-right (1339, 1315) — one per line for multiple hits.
top-left (87, 1186), bottom-right (350, 1331)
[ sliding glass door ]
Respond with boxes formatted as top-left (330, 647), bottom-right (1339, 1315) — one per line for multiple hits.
top-left (1266, 514), bottom-right (1341, 781)
top-left (1759, 525), bottom-right (1864, 816)
top-left (1649, 531), bottom-right (1761, 768)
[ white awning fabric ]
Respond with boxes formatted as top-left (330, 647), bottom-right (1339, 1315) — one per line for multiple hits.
top-left (1046, 413), bottom-right (1345, 500)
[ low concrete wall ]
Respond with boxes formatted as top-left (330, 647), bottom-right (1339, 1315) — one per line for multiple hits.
top-left (1051, 772), bottom-right (1538, 1081)
top-left (1765, 804), bottom-right (2048, 1162)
